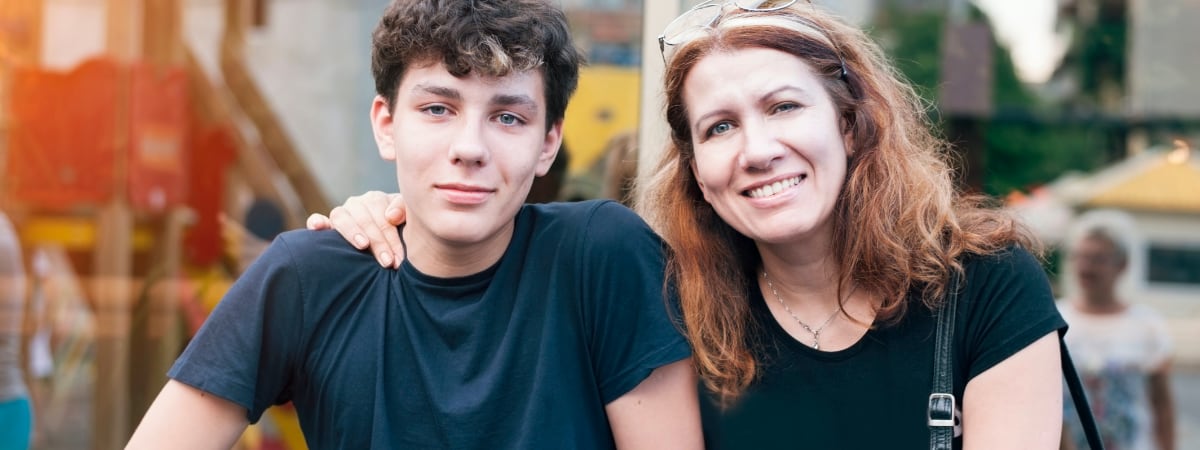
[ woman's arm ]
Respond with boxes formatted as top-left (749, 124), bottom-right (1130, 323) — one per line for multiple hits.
top-left (605, 359), bottom-right (703, 450)
top-left (962, 332), bottom-right (1062, 449)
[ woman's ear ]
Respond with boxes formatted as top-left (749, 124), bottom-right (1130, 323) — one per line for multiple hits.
top-left (842, 122), bottom-right (855, 157)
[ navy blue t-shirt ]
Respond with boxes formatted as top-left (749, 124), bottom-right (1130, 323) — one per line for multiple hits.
top-left (702, 246), bottom-right (1067, 449)
top-left (170, 200), bottom-right (691, 449)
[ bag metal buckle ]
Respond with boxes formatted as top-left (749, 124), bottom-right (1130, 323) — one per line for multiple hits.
top-left (927, 393), bottom-right (956, 427)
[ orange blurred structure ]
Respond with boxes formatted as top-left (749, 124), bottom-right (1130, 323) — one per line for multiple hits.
top-left (0, 1), bottom-right (318, 448)
top-left (6, 59), bottom-right (191, 214)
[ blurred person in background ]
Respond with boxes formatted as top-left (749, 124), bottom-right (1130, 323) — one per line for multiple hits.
top-left (0, 210), bottom-right (31, 450)
top-left (1060, 223), bottom-right (1175, 450)
top-left (599, 131), bottom-right (639, 206)
top-left (23, 248), bottom-right (53, 449)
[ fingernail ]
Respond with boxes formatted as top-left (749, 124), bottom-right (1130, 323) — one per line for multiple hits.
top-left (379, 251), bottom-right (393, 268)
top-left (354, 234), bottom-right (368, 249)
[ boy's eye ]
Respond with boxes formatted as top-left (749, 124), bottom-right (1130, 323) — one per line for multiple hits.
top-left (497, 113), bottom-right (521, 125)
top-left (426, 105), bottom-right (447, 115)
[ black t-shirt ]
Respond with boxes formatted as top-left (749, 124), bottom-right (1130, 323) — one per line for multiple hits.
top-left (702, 246), bottom-right (1066, 449)
top-left (169, 200), bottom-right (691, 449)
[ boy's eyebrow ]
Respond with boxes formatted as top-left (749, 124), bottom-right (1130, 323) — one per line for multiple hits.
top-left (411, 84), bottom-right (538, 113)
top-left (413, 83), bottom-right (462, 100)
top-left (492, 94), bottom-right (539, 113)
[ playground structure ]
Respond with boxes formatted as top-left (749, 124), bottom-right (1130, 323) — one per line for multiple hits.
top-left (1, 1), bottom-right (325, 448)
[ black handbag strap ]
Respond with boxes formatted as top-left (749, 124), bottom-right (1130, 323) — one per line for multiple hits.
top-left (1061, 340), bottom-right (1105, 449)
top-left (928, 274), bottom-right (958, 450)
top-left (927, 272), bottom-right (1107, 450)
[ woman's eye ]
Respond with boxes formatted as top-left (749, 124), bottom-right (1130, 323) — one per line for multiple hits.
top-left (708, 122), bottom-right (733, 137)
top-left (773, 103), bottom-right (799, 114)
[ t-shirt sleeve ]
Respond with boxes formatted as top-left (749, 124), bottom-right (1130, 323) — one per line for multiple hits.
top-left (960, 246), bottom-right (1068, 381)
top-left (1141, 307), bottom-right (1174, 372)
top-left (580, 202), bottom-right (692, 404)
top-left (167, 235), bottom-right (306, 423)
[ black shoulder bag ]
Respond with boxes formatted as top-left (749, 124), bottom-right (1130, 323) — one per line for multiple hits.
top-left (928, 275), bottom-right (1105, 450)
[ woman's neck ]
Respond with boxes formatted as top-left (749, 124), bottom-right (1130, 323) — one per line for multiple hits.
top-left (757, 241), bottom-right (842, 309)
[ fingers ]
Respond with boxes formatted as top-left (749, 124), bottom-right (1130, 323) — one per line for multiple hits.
top-left (385, 193), bottom-right (407, 224)
top-left (383, 193), bottom-right (408, 267)
top-left (306, 213), bottom-right (332, 230)
top-left (329, 191), bottom-right (403, 269)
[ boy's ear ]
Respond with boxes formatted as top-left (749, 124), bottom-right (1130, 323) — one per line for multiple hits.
top-left (371, 95), bottom-right (397, 161)
top-left (535, 120), bottom-right (565, 176)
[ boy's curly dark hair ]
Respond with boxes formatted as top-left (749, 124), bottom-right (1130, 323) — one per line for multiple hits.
top-left (371, 0), bottom-right (583, 128)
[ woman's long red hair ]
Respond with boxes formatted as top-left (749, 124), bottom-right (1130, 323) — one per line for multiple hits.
top-left (637, 5), bottom-right (1038, 406)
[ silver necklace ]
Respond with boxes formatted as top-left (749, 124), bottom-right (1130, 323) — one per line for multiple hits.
top-left (762, 270), bottom-right (850, 350)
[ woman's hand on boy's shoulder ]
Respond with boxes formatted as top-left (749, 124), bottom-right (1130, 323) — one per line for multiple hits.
top-left (306, 191), bottom-right (407, 269)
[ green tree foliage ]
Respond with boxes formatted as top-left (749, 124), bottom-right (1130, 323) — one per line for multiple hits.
top-left (984, 123), bottom-right (1108, 195)
top-left (870, 1), bottom-right (1109, 197)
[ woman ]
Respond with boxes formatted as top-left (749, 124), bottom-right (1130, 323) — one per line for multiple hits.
top-left (642, 2), bottom-right (1064, 448)
top-left (309, 1), bottom-right (1065, 448)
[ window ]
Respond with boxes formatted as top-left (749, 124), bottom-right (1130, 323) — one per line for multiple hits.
top-left (1147, 244), bottom-right (1200, 285)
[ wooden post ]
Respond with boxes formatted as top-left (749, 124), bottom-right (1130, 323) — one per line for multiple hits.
top-left (0, 0), bottom-right (46, 188)
top-left (124, 0), bottom-right (185, 438)
top-left (92, 201), bottom-right (134, 450)
top-left (0, 0), bottom-right (45, 64)
top-left (222, 0), bottom-right (330, 219)
top-left (142, 0), bottom-right (182, 66)
top-left (95, 0), bottom-right (139, 447)
top-left (126, 207), bottom-right (189, 438)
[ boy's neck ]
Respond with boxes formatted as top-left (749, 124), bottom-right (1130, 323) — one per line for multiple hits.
top-left (400, 220), bottom-right (517, 278)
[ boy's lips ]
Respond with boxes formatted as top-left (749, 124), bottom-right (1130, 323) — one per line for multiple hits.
top-left (436, 183), bottom-right (495, 205)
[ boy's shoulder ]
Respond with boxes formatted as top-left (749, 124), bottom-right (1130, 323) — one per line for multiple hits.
top-left (267, 228), bottom-right (382, 272)
top-left (520, 201), bottom-right (662, 265)
top-left (524, 200), bottom-right (647, 233)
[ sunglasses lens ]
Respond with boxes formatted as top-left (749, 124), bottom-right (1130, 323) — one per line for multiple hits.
top-left (661, 4), bottom-right (720, 46)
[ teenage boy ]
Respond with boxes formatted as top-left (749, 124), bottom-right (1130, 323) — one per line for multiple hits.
top-left (127, 1), bottom-right (699, 448)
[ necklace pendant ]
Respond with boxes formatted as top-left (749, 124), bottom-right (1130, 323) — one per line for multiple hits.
top-left (812, 341), bottom-right (820, 350)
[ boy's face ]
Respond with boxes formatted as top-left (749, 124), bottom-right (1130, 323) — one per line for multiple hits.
top-left (371, 61), bottom-right (562, 249)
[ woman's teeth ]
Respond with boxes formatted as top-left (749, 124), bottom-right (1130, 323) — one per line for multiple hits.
top-left (747, 176), bottom-right (803, 199)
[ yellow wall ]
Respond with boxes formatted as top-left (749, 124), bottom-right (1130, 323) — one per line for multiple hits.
top-left (562, 65), bottom-right (641, 175)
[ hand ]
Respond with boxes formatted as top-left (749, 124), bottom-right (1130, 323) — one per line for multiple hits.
top-left (306, 191), bottom-right (407, 269)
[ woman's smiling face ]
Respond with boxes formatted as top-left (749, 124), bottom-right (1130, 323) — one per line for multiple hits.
top-left (685, 47), bottom-right (849, 248)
